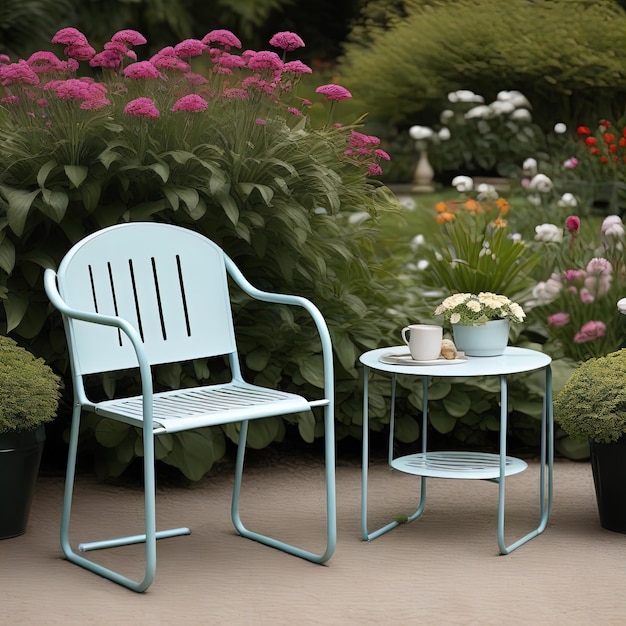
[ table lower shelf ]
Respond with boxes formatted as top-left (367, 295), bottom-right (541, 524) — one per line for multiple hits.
top-left (390, 451), bottom-right (528, 480)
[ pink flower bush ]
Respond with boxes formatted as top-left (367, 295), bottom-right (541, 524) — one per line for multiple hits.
top-left (124, 97), bottom-right (159, 119)
top-left (269, 32), bottom-right (305, 52)
top-left (315, 84), bottom-right (352, 101)
top-left (573, 320), bottom-right (607, 343)
top-left (0, 26), bottom-right (390, 187)
top-left (531, 213), bottom-right (626, 361)
top-left (171, 94), bottom-right (208, 113)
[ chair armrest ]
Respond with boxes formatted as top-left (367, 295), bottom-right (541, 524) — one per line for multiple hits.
top-left (44, 269), bottom-right (155, 422)
top-left (224, 258), bottom-right (334, 394)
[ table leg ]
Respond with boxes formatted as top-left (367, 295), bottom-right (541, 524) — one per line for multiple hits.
top-left (361, 368), bottom-right (427, 541)
top-left (497, 366), bottom-right (553, 554)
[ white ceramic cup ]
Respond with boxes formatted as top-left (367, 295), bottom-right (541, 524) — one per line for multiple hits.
top-left (401, 324), bottom-right (443, 361)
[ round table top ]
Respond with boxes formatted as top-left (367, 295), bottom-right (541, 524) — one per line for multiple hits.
top-left (359, 346), bottom-right (551, 377)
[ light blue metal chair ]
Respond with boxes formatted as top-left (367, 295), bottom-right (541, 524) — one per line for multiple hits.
top-left (44, 222), bottom-right (336, 592)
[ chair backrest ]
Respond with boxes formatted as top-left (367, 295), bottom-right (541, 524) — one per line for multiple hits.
top-left (55, 223), bottom-right (237, 375)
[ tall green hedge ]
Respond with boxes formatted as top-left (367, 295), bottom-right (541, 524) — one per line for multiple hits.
top-left (340, 0), bottom-right (626, 130)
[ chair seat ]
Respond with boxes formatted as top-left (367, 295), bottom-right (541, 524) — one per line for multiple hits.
top-left (93, 381), bottom-right (314, 434)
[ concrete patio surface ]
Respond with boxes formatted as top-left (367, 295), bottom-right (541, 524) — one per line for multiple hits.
top-left (2, 448), bottom-right (625, 625)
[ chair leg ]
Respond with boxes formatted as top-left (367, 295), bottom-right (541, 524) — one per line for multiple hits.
top-left (231, 412), bottom-right (337, 564)
top-left (60, 408), bottom-right (189, 592)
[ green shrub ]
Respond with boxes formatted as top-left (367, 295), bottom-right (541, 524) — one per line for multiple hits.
top-left (341, 0), bottom-right (626, 131)
top-left (0, 335), bottom-right (61, 434)
top-left (0, 27), bottom-right (400, 478)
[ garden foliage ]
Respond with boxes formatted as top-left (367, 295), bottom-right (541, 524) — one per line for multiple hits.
top-left (341, 0), bottom-right (626, 131)
top-left (0, 27), bottom-right (400, 478)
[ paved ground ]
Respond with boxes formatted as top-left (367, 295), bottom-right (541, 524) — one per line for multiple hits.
top-left (2, 449), bottom-right (626, 625)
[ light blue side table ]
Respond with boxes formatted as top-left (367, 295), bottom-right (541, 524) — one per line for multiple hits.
top-left (360, 346), bottom-right (553, 554)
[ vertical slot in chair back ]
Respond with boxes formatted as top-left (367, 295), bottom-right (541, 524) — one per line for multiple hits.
top-left (57, 223), bottom-right (236, 375)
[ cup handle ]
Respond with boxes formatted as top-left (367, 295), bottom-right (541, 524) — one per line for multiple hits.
top-left (401, 327), bottom-right (410, 346)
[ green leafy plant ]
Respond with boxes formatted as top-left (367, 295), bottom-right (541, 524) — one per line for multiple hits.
top-left (418, 182), bottom-right (541, 299)
top-left (0, 26), bottom-right (399, 479)
top-left (554, 348), bottom-right (626, 443)
top-left (341, 0), bottom-right (626, 131)
top-left (0, 335), bottom-right (60, 434)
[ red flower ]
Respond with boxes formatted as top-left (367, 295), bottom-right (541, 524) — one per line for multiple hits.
top-left (590, 148), bottom-right (600, 155)
top-left (577, 126), bottom-right (591, 135)
top-left (603, 133), bottom-right (616, 143)
top-left (585, 136), bottom-right (597, 146)
top-left (599, 119), bottom-right (611, 128)
top-left (600, 156), bottom-right (608, 163)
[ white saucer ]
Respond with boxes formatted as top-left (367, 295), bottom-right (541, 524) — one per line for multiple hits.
top-left (378, 351), bottom-right (467, 366)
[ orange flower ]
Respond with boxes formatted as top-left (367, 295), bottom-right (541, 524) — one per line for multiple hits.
top-left (464, 199), bottom-right (480, 213)
top-left (495, 197), bottom-right (510, 215)
top-left (492, 217), bottom-right (508, 228)
top-left (435, 201), bottom-right (448, 213)
top-left (436, 211), bottom-right (455, 224)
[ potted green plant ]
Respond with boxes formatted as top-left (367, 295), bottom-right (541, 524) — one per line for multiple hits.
top-left (0, 335), bottom-right (61, 539)
top-left (553, 348), bottom-right (626, 533)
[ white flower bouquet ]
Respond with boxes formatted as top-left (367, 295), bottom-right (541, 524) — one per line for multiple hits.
top-left (434, 292), bottom-right (526, 327)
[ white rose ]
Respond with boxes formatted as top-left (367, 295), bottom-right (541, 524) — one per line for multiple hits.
top-left (534, 223), bottom-right (563, 243)
top-left (522, 158), bottom-right (538, 176)
top-left (451, 175), bottom-right (474, 193)
top-left (440, 109), bottom-right (454, 123)
top-left (601, 215), bottom-right (625, 238)
top-left (531, 274), bottom-right (562, 305)
top-left (438, 127), bottom-right (451, 141)
top-left (618, 298), bottom-right (626, 315)
top-left (450, 312), bottom-right (461, 324)
top-left (511, 108), bottom-right (531, 122)
top-left (557, 193), bottom-right (577, 208)
top-left (452, 90), bottom-right (484, 103)
top-left (489, 100), bottom-right (515, 116)
top-left (528, 174), bottom-right (554, 193)
top-left (554, 122), bottom-right (567, 134)
top-left (476, 184), bottom-right (498, 201)
top-left (465, 105), bottom-right (492, 119)
top-left (409, 125), bottom-right (434, 140)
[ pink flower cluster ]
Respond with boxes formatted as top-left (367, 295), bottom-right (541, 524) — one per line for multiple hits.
top-left (0, 26), bottom-right (389, 176)
top-left (343, 131), bottom-right (390, 176)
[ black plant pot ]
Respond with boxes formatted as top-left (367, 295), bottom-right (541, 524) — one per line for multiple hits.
top-left (0, 426), bottom-right (45, 539)
top-left (589, 436), bottom-right (626, 534)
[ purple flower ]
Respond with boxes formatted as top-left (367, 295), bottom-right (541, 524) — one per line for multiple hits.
top-left (269, 31), bottom-right (305, 51)
top-left (247, 51), bottom-right (283, 71)
top-left (573, 321), bottom-right (606, 343)
top-left (27, 52), bottom-right (65, 73)
top-left (375, 149), bottom-right (391, 161)
top-left (0, 54), bottom-right (11, 64)
top-left (287, 106), bottom-right (302, 116)
top-left (283, 60), bottom-right (312, 75)
top-left (547, 312), bottom-right (570, 327)
top-left (0, 60), bottom-right (40, 86)
top-left (316, 83), bottom-right (352, 101)
top-left (183, 72), bottom-right (209, 86)
top-left (89, 50), bottom-right (124, 69)
top-left (367, 163), bottom-right (383, 176)
top-left (63, 44), bottom-right (96, 61)
top-left (111, 30), bottom-right (147, 46)
top-left (222, 88), bottom-right (249, 100)
top-left (123, 61), bottom-right (161, 80)
top-left (255, 118), bottom-right (266, 125)
top-left (563, 157), bottom-right (579, 169)
top-left (349, 131), bottom-right (380, 148)
top-left (51, 27), bottom-right (89, 46)
top-left (172, 94), bottom-right (208, 112)
top-left (150, 50), bottom-right (189, 72)
top-left (214, 53), bottom-right (245, 70)
top-left (124, 97), bottom-right (159, 119)
top-left (201, 30), bottom-right (242, 50)
top-left (174, 39), bottom-right (207, 58)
